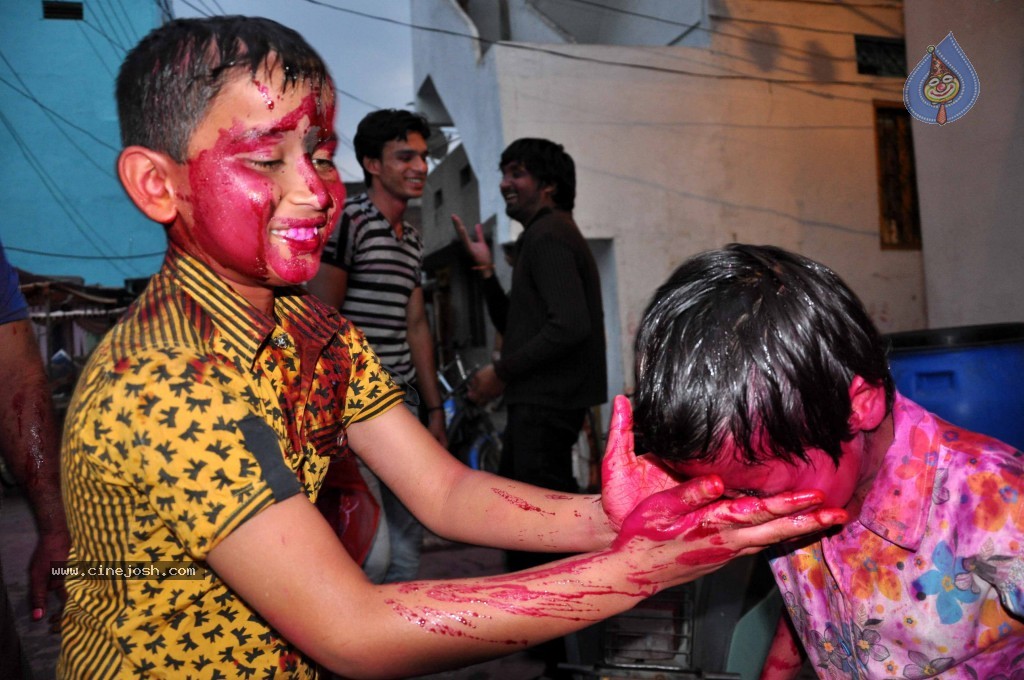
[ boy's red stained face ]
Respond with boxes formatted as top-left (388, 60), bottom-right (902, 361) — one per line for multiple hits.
top-left (167, 64), bottom-right (343, 304)
top-left (667, 439), bottom-right (866, 511)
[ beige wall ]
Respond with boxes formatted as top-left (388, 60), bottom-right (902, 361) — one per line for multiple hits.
top-left (415, 0), bottom-right (929, 395)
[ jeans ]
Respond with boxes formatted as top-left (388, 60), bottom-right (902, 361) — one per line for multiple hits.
top-left (359, 394), bottom-right (425, 584)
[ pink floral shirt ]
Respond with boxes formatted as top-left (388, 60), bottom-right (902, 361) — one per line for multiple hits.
top-left (770, 394), bottom-right (1024, 678)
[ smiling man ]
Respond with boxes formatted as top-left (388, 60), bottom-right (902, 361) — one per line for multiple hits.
top-left (308, 109), bottom-right (445, 585)
top-left (453, 139), bottom-right (607, 509)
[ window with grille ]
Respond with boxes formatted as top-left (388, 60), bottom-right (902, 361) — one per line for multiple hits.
top-left (855, 35), bottom-right (906, 77)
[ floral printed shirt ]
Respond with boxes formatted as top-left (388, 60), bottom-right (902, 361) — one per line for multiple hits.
top-left (770, 394), bottom-right (1024, 679)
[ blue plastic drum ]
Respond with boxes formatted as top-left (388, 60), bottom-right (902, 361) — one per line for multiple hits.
top-left (886, 323), bottom-right (1024, 450)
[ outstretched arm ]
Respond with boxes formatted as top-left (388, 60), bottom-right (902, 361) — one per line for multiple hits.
top-left (209, 405), bottom-right (845, 678)
top-left (0, 318), bottom-right (70, 620)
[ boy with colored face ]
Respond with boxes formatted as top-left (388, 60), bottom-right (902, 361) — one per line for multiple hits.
top-left (632, 244), bottom-right (1024, 679)
top-left (60, 18), bottom-right (847, 678)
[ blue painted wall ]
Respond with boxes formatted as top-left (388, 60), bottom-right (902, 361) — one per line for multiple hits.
top-left (0, 0), bottom-right (163, 286)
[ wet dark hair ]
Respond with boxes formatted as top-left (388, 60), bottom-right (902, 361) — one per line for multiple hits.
top-left (499, 138), bottom-right (576, 211)
top-left (353, 109), bottom-right (431, 186)
top-left (117, 15), bottom-right (332, 162)
top-left (633, 243), bottom-right (894, 468)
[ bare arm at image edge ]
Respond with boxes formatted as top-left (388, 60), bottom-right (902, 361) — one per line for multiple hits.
top-left (208, 404), bottom-right (846, 679)
top-left (0, 317), bottom-right (70, 620)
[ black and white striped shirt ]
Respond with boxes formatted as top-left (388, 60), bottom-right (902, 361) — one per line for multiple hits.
top-left (322, 192), bottom-right (423, 383)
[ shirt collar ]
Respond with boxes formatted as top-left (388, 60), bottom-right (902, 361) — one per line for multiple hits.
top-left (161, 243), bottom-right (340, 369)
top-left (353, 192), bottom-right (416, 242)
top-left (856, 393), bottom-right (942, 551)
top-left (524, 206), bottom-right (554, 229)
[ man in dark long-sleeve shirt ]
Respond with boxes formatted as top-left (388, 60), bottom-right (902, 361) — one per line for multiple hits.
top-left (453, 137), bottom-right (606, 501)
top-left (454, 137), bottom-right (607, 680)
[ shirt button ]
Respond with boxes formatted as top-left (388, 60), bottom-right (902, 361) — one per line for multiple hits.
top-left (272, 335), bottom-right (291, 349)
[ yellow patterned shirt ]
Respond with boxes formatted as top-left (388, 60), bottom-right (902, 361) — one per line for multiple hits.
top-left (58, 245), bottom-right (403, 679)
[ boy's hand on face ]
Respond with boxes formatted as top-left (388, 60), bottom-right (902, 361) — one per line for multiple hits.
top-left (601, 395), bottom-right (682, 529)
top-left (609, 481), bottom-right (847, 588)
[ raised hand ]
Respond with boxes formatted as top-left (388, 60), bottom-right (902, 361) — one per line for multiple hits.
top-left (601, 395), bottom-right (681, 529)
top-left (451, 214), bottom-right (493, 270)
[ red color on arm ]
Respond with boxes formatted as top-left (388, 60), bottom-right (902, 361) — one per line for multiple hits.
top-left (760, 614), bottom-right (805, 680)
top-left (0, 318), bottom-right (69, 620)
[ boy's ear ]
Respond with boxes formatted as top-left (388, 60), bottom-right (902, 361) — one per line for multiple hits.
top-left (117, 146), bottom-right (183, 225)
top-left (362, 156), bottom-right (381, 182)
top-left (848, 375), bottom-right (887, 432)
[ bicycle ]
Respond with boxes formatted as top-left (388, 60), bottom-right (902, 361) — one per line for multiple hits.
top-left (437, 353), bottom-right (503, 473)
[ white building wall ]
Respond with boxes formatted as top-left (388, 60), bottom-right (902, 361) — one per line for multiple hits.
top-left (904, 0), bottom-right (1024, 328)
top-left (414, 0), bottom-right (927, 397)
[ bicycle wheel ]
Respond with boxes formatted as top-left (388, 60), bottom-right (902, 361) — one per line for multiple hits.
top-left (468, 433), bottom-right (502, 473)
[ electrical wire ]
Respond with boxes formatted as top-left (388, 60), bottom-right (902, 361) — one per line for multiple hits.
top-left (297, 0), bottom-right (898, 92)
top-left (178, 0), bottom-right (214, 18)
top-left (81, 19), bottom-right (128, 54)
top-left (94, 0), bottom-right (135, 48)
top-left (548, 0), bottom-right (700, 29)
top-left (708, 13), bottom-right (900, 38)
top-left (0, 110), bottom-right (134, 277)
top-left (5, 245), bottom-right (163, 261)
top-left (0, 53), bottom-right (117, 178)
top-left (110, 0), bottom-right (143, 38)
top-left (0, 74), bottom-right (120, 153)
top-left (88, 2), bottom-right (129, 52)
top-left (76, 22), bottom-right (117, 78)
top-left (335, 86), bottom-right (382, 110)
top-left (192, 0), bottom-right (222, 17)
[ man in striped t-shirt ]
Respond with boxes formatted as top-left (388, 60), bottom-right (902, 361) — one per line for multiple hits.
top-left (310, 109), bottom-right (446, 583)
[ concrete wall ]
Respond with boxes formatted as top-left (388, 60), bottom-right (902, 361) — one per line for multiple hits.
top-left (0, 1), bottom-right (162, 286)
top-left (415, 0), bottom-right (928, 397)
top-left (421, 145), bottom-right (481, 255)
top-left (529, 0), bottom-right (710, 47)
top-left (904, 0), bottom-right (1024, 327)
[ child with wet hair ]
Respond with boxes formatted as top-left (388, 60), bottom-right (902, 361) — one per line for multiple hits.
top-left (632, 243), bottom-right (1023, 678)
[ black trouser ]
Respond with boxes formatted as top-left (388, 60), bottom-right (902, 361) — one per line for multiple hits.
top-left (501, 402), bottom-right (585, 572)
top-left (1, 557), bottom-right (30, 679)
top-left (502, 403), bottom-right (587, 677)
top-left (501, 402), bottom-right (584, 493)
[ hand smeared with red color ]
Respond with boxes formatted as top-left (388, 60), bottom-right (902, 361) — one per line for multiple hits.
top-left (601, 395), bottom-right (682, 529)
top-left (610, 481), bottom-right (846, 588)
